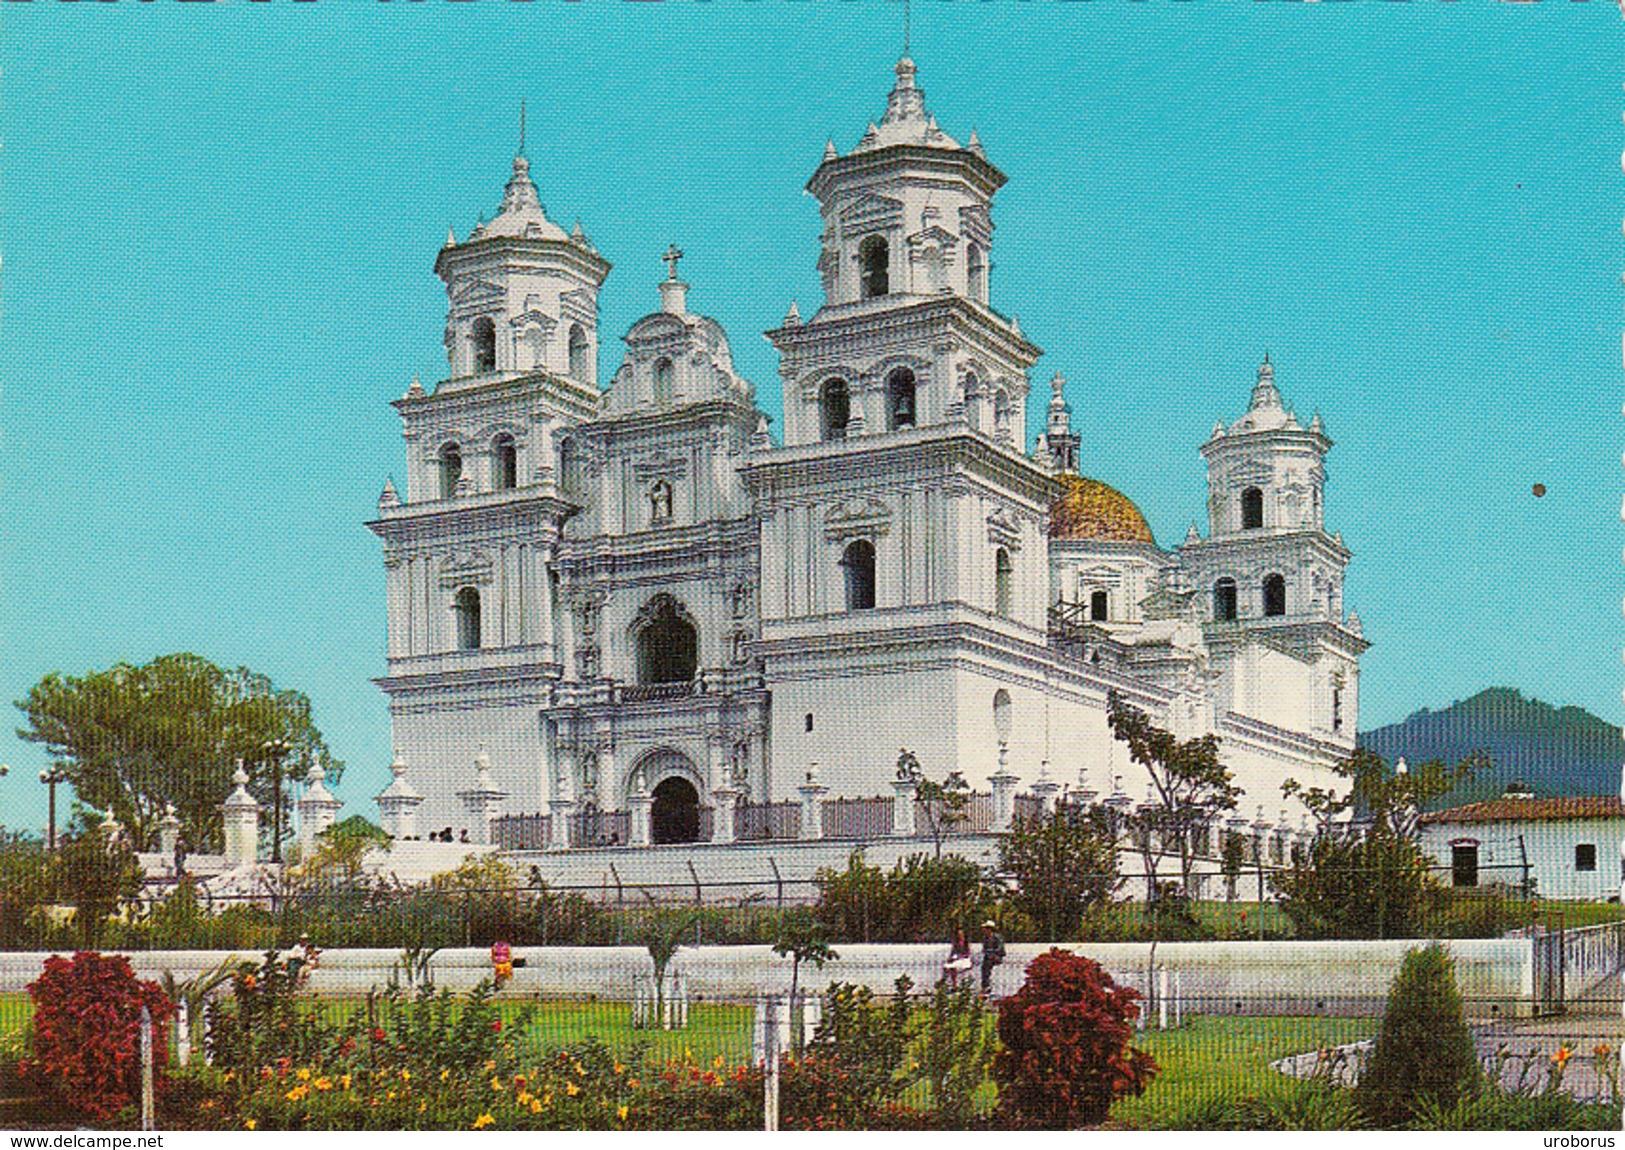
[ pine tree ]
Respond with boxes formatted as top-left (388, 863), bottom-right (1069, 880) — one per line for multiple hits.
top-left (1357, 944), bottom-right (1480, 1126)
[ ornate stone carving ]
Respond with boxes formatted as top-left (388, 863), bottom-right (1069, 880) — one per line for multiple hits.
top-left (439, 550), bottom-right (494, 587)
top-left (824, 495), bottom-right (893, 541)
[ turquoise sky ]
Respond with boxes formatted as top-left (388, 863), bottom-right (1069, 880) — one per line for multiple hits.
top-left (1, 2), bottom-right (1617, 831)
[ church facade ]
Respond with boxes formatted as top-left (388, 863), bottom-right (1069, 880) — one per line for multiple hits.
top-left (367, 59), bottom-right (1368, 848)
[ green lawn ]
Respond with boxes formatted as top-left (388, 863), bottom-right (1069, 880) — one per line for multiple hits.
top-left (1109, 1014), bottom-right (1377, 1127)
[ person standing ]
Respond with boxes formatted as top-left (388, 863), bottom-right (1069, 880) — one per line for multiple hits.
top-left (980, 919), bottom-right (1005, 996)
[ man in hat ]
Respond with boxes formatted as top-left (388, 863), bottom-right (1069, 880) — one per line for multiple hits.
top-left (980, 919), bottom-right (1005, 996)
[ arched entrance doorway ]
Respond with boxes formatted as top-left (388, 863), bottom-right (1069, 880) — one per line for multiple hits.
top-left (652, 776), bottom-right (701, 844)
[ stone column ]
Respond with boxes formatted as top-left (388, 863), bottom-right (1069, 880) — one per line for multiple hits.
top-left (1032, 759), bottom-right (1061, 815)
top-left (891, 774), bottom-right (918, 837)
top-left (989, 744), bottom-right (1019, 832)
top-left (297, 762), bottom-right (343, 856)
top-left (456, 744), bottom-right (509, 847)
top-left (375, 751), bottom-right (424, 840)
top-left (157, 805), bottom-right (181, 857)
top-left (799, 764), bottom-right (828, 840)
top-left (629, 772), bottom-right (653, 848)
top-left (220, 761), bottom-right (260, 867)
top-left (711, 787), bottom-right (739, 844)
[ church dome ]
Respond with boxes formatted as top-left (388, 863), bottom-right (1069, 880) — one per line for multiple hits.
top-left (478, 154), bottom-right (569, 241)
top-left (1050, 477), bottom-right (1156, 544)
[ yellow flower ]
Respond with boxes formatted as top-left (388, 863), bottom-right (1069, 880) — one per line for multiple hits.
top-left (296, 1068), bottom-right (311, 1081)
top-left (484, 1060), bottom-right (496, 1072)
top-left (441, 1068), bottom-right (451, 1082)
top-left (340, 1074), bottom-right (352, 1091)
top-left (542, 1092), bottom-right (553, 1105)
top-left (387, 1090), bottom-right (398, 1102)
top-left (314, 1076), bottom-right (332, 1092)
top-left (491, 1076), bottom-right (504, 1092)
top-left (472, 1114), bottom-right (495, 1130)
top-left (419, 1102), bottom-right (426, 1114)
top-left (713, 1055), bottom-right (724, 1069)
top-left (529, 1099), bottom-right (542, 1114)
top-left (617, 1105), bottom-right (629, 1122)
top-left (614, 1062), bottom-right (625, 1075)
top-left (565, 1082), bottom-right (580, 1097)
top-left (245, 1120), bottom-right (257, 1131)
top-left (1553, 1046), bottom-right (1575, 1067)
top-left (1596, 1044), bottom-right (1613, 1058)
top-left (284, 1085), bottom-right (308, 1103)
top-left (400, 1069), bottom-right (411, 1082)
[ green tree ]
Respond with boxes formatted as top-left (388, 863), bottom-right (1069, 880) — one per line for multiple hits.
top-left (998, 810), bottom-right (1118, 941)
top-left (772, 906), bottom-right (838, 1020)
top-left (1108, 695), bottom-right (1241, 894)
top-left (55, 825), bottom-right (144, 946)
top-left (1357, 943), bottom-right (1480, 1127)
top-left (15, 653), bottom-right (341, 852)
top-left (896, 750), bottom-right (971, 858)
top-left (1274, 749), bottom-right (1485, 939)
top-left (0, 831), bottom-right (53, 947)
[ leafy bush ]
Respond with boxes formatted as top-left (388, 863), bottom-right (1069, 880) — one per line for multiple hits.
top-left (0, 831), bottom-right (52, 949)
top-left (781, 978), bottom-right (913, 1127)
top-left (998, 813), bottom-right (1118, 941)
top-left (992, 948), bottom-right (1157, 1128)
top-left (1270, 831), bottom-right (1439, 940)
top-left (206, 949), bottom-right (339, 1077)
top-left (913, 978), bottom-right (994, 1127)
top-left (22, 951), bottom-right (174, 1122)
top-left (1356, 944), bottom-right (1480, 1126)
top-left (814, 852), bottom-right (996, 943)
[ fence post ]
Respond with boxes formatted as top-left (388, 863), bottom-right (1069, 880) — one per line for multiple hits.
top-left (1158, 964), bottom-right (1169, 1031)
top-left (764, 995), bottom-right (781, 1132)
top-left (139, 1004), bottom-right (155, 1131)
top-left (176, 999), bottom-right (191, 1067)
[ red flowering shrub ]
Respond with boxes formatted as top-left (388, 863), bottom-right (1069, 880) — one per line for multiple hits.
top-left (992, 948), bottom-right (1157, 1128)
top-left (22, 951), bottom-right (174, 1122)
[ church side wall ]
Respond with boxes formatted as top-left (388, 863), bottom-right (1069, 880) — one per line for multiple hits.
top-left (388, 696), bottom-right (548, 837)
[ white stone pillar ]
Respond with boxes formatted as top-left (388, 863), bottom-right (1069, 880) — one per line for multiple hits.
top-left (375, 751), bottom-right (424, 840)
top-left (711, 787), bottom-right (739, 844)
top-left (157, 805), bottom-right (181, 858)
top-left (1032, 760), bottom-right (1062, 815)
top-left (297, 762), bottom-right (343, 856)
top-left (220, 761), bottom-right (261, 867)
top-left (799, 764), bottom-right (828, 840)
top-left (989, 744), bottom-right (1019, 833)
top-left (456, 743), bottom-right (509, 847)
top-left (629, 772), bottom-right (653, 848)
top-left (891, 775), bottom-right (918, 837)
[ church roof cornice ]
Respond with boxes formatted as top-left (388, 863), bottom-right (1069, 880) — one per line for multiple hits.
top-left (767, 294), bottom-right (1040, 364)
top-left (434, 235), bottom-right (612, 285)
top-left (807, 143), bottom-right (1006, 202)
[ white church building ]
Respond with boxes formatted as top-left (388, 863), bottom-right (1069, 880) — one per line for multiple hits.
top-left (366, 58), bottom-right (1368, 854)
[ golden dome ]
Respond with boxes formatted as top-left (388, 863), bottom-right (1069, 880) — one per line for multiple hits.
top-left (1049, 476), bottom-right (1155, 544)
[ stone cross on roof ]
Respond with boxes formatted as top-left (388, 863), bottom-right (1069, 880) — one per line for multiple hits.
top-left (661, 243), bottom-right (684, 281)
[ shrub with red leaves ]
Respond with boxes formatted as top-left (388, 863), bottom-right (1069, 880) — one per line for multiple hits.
top-left (992, 948), bottom-right (1157, 1129)
top-left (22, 951), bottom-right (174, 1122)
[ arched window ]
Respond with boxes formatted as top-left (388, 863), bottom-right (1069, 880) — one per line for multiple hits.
top-left (886, 368), bottom-right (916, 430)
top-left (993, 390), bottom-right (1012, 438)
top-left (993, 688), bottom-right (1012, 742)
top-left (1214, 578), bottom-right (1238, 622)
top-left (636, 597), bottom-right (698, 684)
top-left (1090, 589), bottom-right (1109, 622)
top-left (820, 378), bottom-right (850, 441)
top-left (963, 373), bottom-right (981, 431)
top-left (994, 548), bottom-right (1013, 617)
top-left (652, 357), bottom-right (675, 406)
top-left (859, 235), bottom-right (889, 299)
top-left (1331, 678), bottom-right (1344, 733)
top-left (439, 442), bottom-right (462, 499)
top-left (471, 316), bottom-right (497, 375)
top-left (841, 539), bottom-right (876, 611)
top-left (492, 433), bottom-right (517, 491)
top-left (454, 587), bottom-right (481, 650)
top-left (1241, 487), bottom-right (1264, 530)
top-left (967, 242), bottom-right (986, 303)
top-left (568, 324), bottom-right (589, 381)
top-left (1262, 573), bottom-right (1287, 618)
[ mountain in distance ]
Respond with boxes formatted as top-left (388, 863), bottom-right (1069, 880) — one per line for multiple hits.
top-left (1358, 687), bottom-right (1624, 811)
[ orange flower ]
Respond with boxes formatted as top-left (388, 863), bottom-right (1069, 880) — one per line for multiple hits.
top-left (1595, 1044), bottom-right (1613, 1058)
top-left (1552, 1046), bottom-right (1574, 1068)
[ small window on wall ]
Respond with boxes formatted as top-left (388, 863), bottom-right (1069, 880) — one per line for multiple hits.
top-left (472, 317), bottom-right (497, 375)
top-left (1214, 578), bottom-right (1238, 622)
top-left (454, 587), bottom-right (481, 650)
top-left (1451, 842), bottom-right (1478, 888)
top-left (568, 324), bottom-right (589, 381)
top-left (493, 433), bottom-right (517, 491)
top-left (805, 713), bottom-right (814, 733)
top-left (821, 378), bottom-right (850, 441)
top-left (1262, 573), bottom-right (1287, 618)
top-left (887, 369), bottom-right (916, 430)
top-left (1241, 487), bottom-right (1264, 530)
top-left (860, 235), bottom-right (889, 299)
top-left (967, 242), bottom-right (986, 303)
top-left (1576, 843), bottom-right (1598, 872)
top-left (653, 358), bottom-right (675, 406)
top-left (439, 443), bottom-right (463, 499)
top-left (994, 549), bottom-right (1013, 617)
top-left (842, 539), bottom-right (876, 611)
top-left (1332, 680), bottom-right (1345, 732)
top-left (1090, 590), bottom-right (1109, 622)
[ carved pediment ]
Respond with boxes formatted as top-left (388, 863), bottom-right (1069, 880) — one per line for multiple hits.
top-left (824, 495), bottom-right (893, 540)
top-left (559, 288), bottom-right (596, 327)
top-left (907, 224), bottom-right (960, 250)
top-left (959, 203), bottom-right (992, 243)
top-left (451, 277), bottom-right (504, 308)
top-left (1141, 586), bottom-right (1198, 621)
top-left (985, 504), bottom-right (1021, 549)
top-left (439, 550), bottom-right (494, 587)
top-left (840, 193), bottom-right (904, 234)
top-left (510, 309), bottom-right (558, 337)
top-left (1231, 462), bottom-right (1273, 487)
top-left (632, 450), bottom-right (690, 480)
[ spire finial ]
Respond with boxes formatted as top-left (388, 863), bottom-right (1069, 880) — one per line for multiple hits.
top-left (904, 0), bottom-right (911, 56)
top-left (518, 98), bottom-right (526, 157)
top-left (661, 243), bottom-right (685, 281)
